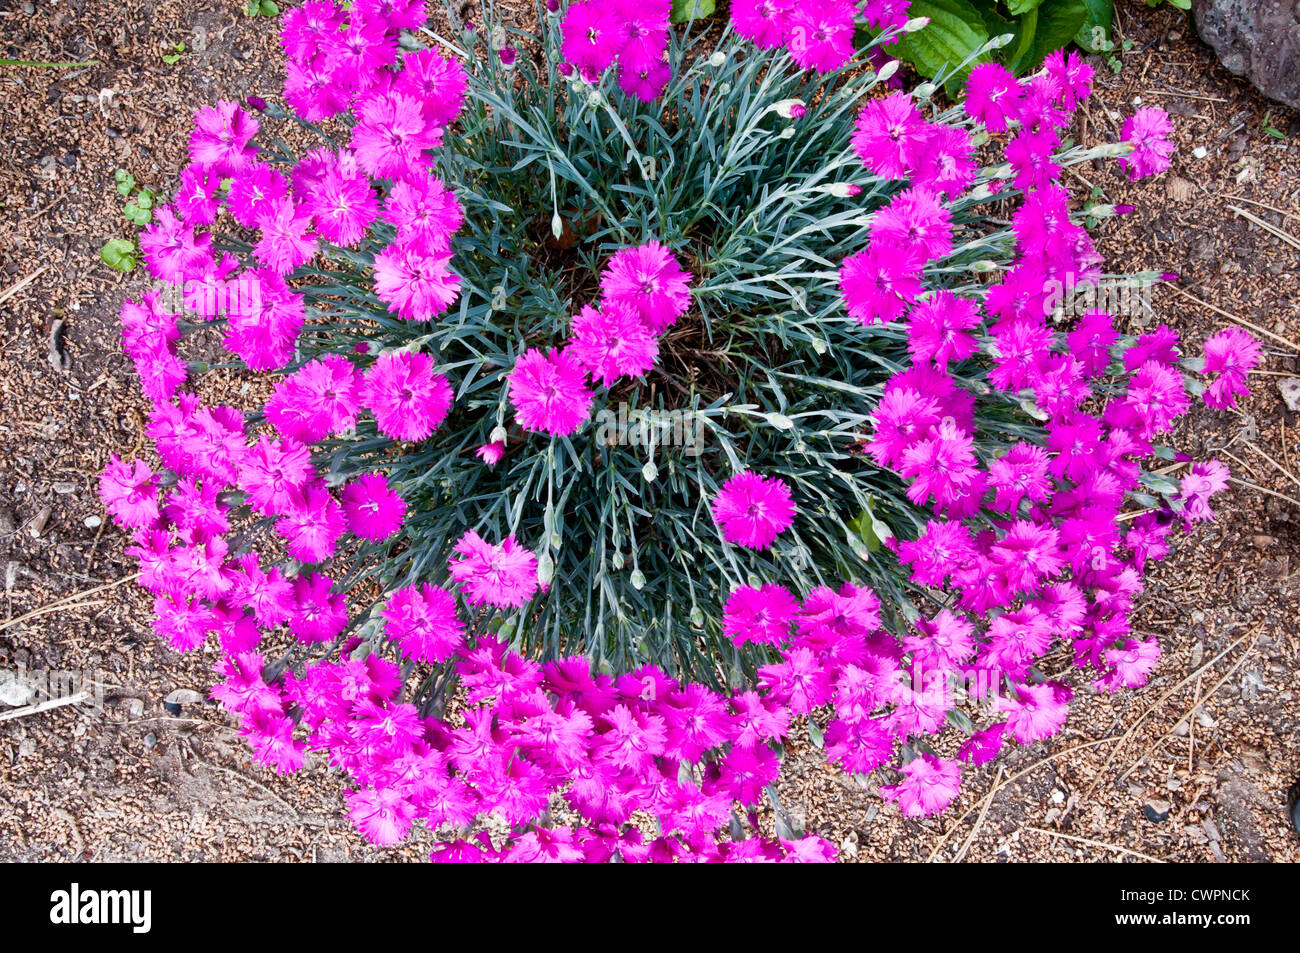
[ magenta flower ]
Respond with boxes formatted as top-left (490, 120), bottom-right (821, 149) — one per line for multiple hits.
top-left (508, 348), bottom-right (594, 437)
top-left (963, 62), bottom-right (1021, 133)
top-left (1044, 49), bottom-right (1094, 111)
top-left (100, 456), bottom-right (161, 530)
top-left (341, 473), bottom-right (406, 542)
top-left (288, 572), bottom-right (347, 645)
top-left (599, 241), bottom-right (692, 333)
top-left (188, 100), bottom-right (259, 175)
top-left (139, 206), bottom-right (213, 285)
top-left (995, 681), bottom-right (1072, 743)
top-left (906, 290), bottom-right (979, 370)
top-left (301, 150), bottom-right (380, 248)
top-left (839, 242), bottom-right (923, 326)
top-left (872, 187), bottom-right (954, 263)
top-left (851, 92), bottom-right (928, 179)
top-left (351, 91), bottom-right (442, 181)
top-left (475, 440), bottom-right (506, 467)
top-left (617, 54), bottom-right (673, 103)
top-left (383, 583), bottom-right (466, 663)
top-left (1119, 107), bottom-right (1176, 180)
top-left (372, 240), bottom-right (461, 322)
top-left (361, 350), bottom-right (453, 442)
top-left (448, 530), bottom-right (540, 608)
top-left (394, 49), bottom-right (468, 128)
top-left (731, 0), bottom-right (793, 49)
top-left (567, 302), bottom-right (659, 387)
top-left (277, 484), bottom-right (346, 563)
top-left (1178, 459), bottom-right (1229, 526)
top-left (1097, 637), bottom-right (1161, 691)
top-left (879, 754), bottom-right (962, 817)
top-left (383, 173), bottom-right (463, 252)
top-left (264, 353), bottom-right (361, 445)
top-left (238, 436), bottom-right (315, 516)
top-left (346, 787), bottom-right (415, 846)
top-left (957, 722), bottom-right (1007, 766)
top-left (228, 163), bottom-right (289, 229)
top-left (722, 584), bottom-right (800, 647)
top-left (786, 0), bottom-right (855, 74)
top-left (222, 270), bottom-right (305, 371)
top-left (711, 470), bottom-right (796, 550)
top-left (241, 710), bottom-right (306, 774)
top-left (560, 0), bottom-right (623, 75)
top-left (1201, 327), bottom-right (1261, 408)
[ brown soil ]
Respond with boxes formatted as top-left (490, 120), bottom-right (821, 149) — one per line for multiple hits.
top-left (1, 0), bottom-right (1297, 862)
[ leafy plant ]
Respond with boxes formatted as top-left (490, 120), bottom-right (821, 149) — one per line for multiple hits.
top-left (100, 0), bottom-right (1255, 859)
top-left (890, 0), bottom-right (1111, 88)
top-left (1262, 110), bottom-right (1287, 141)
top-left (98, 237), bottom-right (136, 272)
top-left (99, 169), bottom-right (157, 271)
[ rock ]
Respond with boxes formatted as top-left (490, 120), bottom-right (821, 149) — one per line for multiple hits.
top-left (27, 505), bottom-right (51, 538)
top-left (164, 688), bottom-right (205, 706)
top-left (0, 671), bottom-right (35, 707)
top-left (1192, 1), bottom-right (1300, 111)
top-left (1144, 799), bottom-right (1172, 823)
top-left (1278, 376), bottom-right (1300, 411)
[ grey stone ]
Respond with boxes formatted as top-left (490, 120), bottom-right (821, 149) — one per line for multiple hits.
top-left (1193, 0), bottom-right (1300, 110)
top-left (0, 672), bottom-right (35, 707)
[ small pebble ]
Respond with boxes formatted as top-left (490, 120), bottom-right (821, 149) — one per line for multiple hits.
top-left (1192, 146), bottom-right (1208, 159)
top-left (27, 505), bottom-right (51, 538)
top-left (144, 732), bottom-right (157, 750)
top-left (83, 515), bottom-right (101, 529)
top-left (1144, 799), bottom-right (1172, 823)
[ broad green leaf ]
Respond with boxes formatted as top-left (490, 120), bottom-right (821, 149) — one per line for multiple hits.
top-left (669, 0), bottom-right (715, 24)
top-left (99, 238), bottom-right (136, 272)
top-left (968, 0), bottom-right (1016, 39)
top-left (891, 0), bottom-right (991, 95)
top-left (1010, 0), bottom-right (1087, 73)
top-left (1074, 0), bottom-right (1114, 53)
